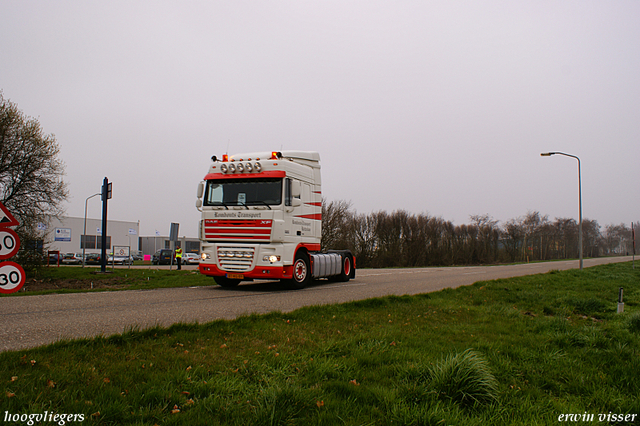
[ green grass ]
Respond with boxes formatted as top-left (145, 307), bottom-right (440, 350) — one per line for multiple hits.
top-left (1, 262), bottom-right (639, 425)
top-left (7, 265), bottom-right (213, 296)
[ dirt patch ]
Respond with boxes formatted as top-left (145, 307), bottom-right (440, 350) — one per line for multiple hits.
top-left (22, 276), bottom-right (130, 292)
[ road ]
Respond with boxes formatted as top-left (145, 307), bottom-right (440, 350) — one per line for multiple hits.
top-left (0, 256), bottom-right (632, 352)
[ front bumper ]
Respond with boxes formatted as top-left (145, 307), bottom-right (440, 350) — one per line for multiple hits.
top-left (199, 262), bottom-right (293, 280)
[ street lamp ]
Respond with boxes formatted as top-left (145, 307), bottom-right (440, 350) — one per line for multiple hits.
top-left (541, 152), bottom-right (583, 270)
top-left (83, 192), bottom-right (101, 268)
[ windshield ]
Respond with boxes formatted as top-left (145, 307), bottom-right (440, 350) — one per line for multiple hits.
top-left (203, 178), bottom-right (282, 207)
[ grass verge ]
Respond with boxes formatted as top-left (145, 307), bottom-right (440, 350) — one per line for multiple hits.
top-left (6, 266), bottom-right (212, 296)
top-left (1, 262), bottom-right (639, 425)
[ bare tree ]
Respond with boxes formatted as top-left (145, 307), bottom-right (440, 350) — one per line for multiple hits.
top-left (321, 199), bottom-right (353, 251)
top-left (0, 92), bottom-right (68, 264)
top-left (581, 219), bottom-right (601, 257)
top-left (522, 211), bottom-right (549, 261)
top-left (502, 217), bottom-right (525, 262)
top-left (470, 214), bottom-right (500, 264)
top-left (603, 223), bottom-right (631, 255)
top-left (351, 213), bottom-right (377, 266)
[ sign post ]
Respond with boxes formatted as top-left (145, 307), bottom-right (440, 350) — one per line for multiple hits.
top-left (0, 201), bottom-right (25, 294)
top-left (169, 223), bottom-right (179, 271)
top-left (633, 222), bottom-right (636, 270)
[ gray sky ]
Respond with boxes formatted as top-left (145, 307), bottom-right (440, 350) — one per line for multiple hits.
top-left (2, 0), bottom-right (639, 237)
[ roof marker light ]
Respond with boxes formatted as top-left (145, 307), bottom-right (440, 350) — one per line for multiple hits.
top-left (222, 154), bottom-right (229, 162)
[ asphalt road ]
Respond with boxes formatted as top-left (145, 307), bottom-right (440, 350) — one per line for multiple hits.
top-left (0, 256), bottom-right (633, 352)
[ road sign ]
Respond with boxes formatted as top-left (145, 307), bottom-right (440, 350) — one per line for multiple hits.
top-left (0, 228), bottom-right (20, 260)
top-left (0, 202), bottom-right (19, 228)
top-left (54, 227), bottom-right (72, 242)
top-left (0, 202), bottom-right (24, 293)
top-left (114, 246), bottom-right (130, 256)
top-left (0, 261), bottom-right (26, 294)
top-left (169, 223), bottom-right (179, 242)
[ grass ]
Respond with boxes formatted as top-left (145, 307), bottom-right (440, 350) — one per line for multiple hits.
top-left (6, 265), bottom-right (213, 296)
top-left (1, 262), bottom-right (639, 425)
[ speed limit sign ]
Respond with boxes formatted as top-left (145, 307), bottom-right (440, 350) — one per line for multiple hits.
top-left (0, 261), bottom-right (26, 294)
top-left (0, 228), bottom-right (20, 260)
top-left (0, 201), bottom-right (25, 294)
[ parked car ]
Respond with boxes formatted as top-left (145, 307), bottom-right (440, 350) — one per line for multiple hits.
top-left (108, 255), bottom-right (134, 265)
top-left (84, 253), bottom-right (102, 265)
top-left (183, 253), bottom-right (200, 264)
top-left (62, 253), bottom-right (82, 265)
top-left (152, 249), bottom-right (173, 265)
top-left (48, 253), bottom-right (62, 265)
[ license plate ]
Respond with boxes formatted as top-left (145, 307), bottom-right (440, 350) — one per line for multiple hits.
top-left (227, 273), bottom-right (244, 280)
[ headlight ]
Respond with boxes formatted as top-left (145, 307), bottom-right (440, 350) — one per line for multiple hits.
top-left (228, 164), bottom-right (236, 173)
top-left (220, 164), bottom-right (228, 173)
top-left (245, 162), bottom-right (253, 172)
top-left (263, 255), bottom-right (281, 263)
top-left (237, 163), bottom-right (244, 172)
top-left (254, 162), bottom-right (262, 172)
top-left (201, 253), bottom-right (210, 260)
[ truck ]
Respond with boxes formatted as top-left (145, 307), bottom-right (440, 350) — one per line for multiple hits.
top-left (196, 151), bottom-right (355, 289)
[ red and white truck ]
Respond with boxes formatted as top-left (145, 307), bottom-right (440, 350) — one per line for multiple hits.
top-left (196, 151), bottom-right (355, 289)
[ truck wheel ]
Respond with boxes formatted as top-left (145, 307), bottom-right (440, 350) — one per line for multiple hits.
top-left (287, 252), bottom-right (311, 289)
top-left (214, 276), bottom-right (241, 288)
top-left (337, 255), bottom-right (352, 282)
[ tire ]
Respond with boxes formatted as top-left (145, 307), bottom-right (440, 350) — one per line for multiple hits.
top-left (214, 276), bottom-right (241, 288)
top-left (287, 251), bottom-right (311, 290)
top-left (337, 254), bottom-right (352, 282)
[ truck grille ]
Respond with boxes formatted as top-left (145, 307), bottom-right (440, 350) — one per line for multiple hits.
top-left (204, 219), bottom-right (272, 243)
top-left (217, 246), bottom-right (255, 272)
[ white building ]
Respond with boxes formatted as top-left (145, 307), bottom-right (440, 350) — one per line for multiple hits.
top-left (138, 236), bottom-right (201, 256)
top-left (45, 216), bottom-right (140, 255)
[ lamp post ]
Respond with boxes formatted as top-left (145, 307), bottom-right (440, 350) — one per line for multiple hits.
top-left (83, 192), bottom-right (101, 268)
top-left (541, 152), bottom-right (583, 270)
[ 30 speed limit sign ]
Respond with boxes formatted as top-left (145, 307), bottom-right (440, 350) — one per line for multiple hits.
top-left (0, 261), bottom-right (26, 294)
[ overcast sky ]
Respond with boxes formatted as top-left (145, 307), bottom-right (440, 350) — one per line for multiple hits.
top-left (2, 0), bottom-right (639, 237)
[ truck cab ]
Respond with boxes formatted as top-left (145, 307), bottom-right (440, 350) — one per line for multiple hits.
top-left (196, 151), bottom-right (354, 289)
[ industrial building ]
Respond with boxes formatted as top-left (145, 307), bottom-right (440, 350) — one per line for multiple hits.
top-left (44, 217), bottom-right (200, 257)
top-left (45, 216), bottom-right (140, 255)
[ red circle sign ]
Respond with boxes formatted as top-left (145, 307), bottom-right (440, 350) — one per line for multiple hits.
top-left (0, 228), bottom-right (20, 261)
top-left (0, 261), bottom-right (26, 294)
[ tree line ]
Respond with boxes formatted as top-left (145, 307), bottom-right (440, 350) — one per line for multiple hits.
top-left (322, 200), bottom-right (637, 268)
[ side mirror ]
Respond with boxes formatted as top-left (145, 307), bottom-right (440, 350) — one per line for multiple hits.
top-left (292, 197), bottom-right (302, 207)
top-left (196, 182), bottom-right (204, 199)
top-left (195, 199), bottom-right (202, 211)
